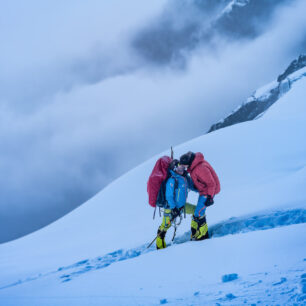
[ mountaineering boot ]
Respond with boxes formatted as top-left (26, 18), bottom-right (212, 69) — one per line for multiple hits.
top-left (156, 211), bottom-right (172, 249)
top-left (191, 215), bottom-right (209, 241)
top-left (156, 228), bottom-right (167, 249)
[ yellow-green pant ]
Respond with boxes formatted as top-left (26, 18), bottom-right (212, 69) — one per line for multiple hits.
top-left (187, 202), bottom-right (209, 240)
top-left (156, 203), bottom-right (208, 249)
top-left (191, 216), bottom-right (209, 240)
top-left (156, 209), bottom-right (172, 249)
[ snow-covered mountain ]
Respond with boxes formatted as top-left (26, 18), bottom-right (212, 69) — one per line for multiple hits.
top-left (208, 54), bottom-right (306, 133)
top-left (0, 66), bottom-right (306, 304)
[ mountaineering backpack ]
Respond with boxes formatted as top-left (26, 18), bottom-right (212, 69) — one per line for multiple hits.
top-left (147, 156), bottom-right (173, 208)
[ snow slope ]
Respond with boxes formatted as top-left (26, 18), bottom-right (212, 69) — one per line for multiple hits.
top-left (0, 76), bottom-right (306, 304)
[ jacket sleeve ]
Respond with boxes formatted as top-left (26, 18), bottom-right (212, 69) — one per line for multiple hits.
top-left (195, 164), bottom-right (216, 197)
top-left (165, 177), bottom-right (176, 209)
top-left (186, 175), bottom-right (198, 192)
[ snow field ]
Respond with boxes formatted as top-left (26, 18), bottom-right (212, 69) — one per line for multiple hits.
top-left (0, 223), bottom-right (305, 305)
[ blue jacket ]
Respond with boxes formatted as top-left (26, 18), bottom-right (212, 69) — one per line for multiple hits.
top-left (166, 170), bottom-right (195, 209)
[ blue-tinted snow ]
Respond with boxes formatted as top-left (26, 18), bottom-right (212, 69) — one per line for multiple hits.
top-left (222, 273), bottom-right (238, 283)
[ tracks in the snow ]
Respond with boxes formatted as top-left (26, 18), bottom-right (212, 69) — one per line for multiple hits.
top-left (175, 208), bottom-right (306, 244)
top-left (1, 208), bottom-right (305, 289)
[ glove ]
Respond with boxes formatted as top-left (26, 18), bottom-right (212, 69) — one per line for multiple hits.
top-left (205, 195), bottom-right (214, 207)
top-left (171, 207), bottom-right (181, 219)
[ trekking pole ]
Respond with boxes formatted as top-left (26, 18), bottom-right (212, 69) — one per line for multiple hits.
top-left (153, 206), bottom-right (156, 219)
top-left (171, 215), bottom-right (182, 241)
top-left (172, 224), bottom-right (177, 242)
top-left (171, 146), bottom-right (174, 159)
top-left (147, 236), bottom-right (158, 249)
top-left (147, 215), bottom-right (176, 249)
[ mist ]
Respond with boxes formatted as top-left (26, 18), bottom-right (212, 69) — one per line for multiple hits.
top-left (1, 0), bottom-right (306, 243)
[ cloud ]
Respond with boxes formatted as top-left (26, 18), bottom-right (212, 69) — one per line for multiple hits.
top-left (0, 0), bottom-right (167, 107)
top-left (0, 0), bottom-right (306, 242)
top-left (131, 0), bottom-right (293, 66)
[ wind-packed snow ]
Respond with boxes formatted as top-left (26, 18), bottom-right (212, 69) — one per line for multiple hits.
top-left (0, 75), bottom-right (305, 304)
top-left (251, 66), bottom-right (306, 101)
top-left (247, 80), bottom-right (278, 102)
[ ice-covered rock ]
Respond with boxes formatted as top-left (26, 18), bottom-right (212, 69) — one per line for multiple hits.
top-left (208, 55), bottom-right (306, 133)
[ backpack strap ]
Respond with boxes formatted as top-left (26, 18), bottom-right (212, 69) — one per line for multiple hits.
top-left (173, 177), bottom-right (178, 202)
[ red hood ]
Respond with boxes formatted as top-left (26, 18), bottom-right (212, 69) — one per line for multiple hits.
top-left (187, 152), bottom-right (221, 196)
top-left (189, 152), bottom-right (205, 172)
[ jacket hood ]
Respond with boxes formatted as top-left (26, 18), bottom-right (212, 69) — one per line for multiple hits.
top-left (189, 152), bottom-right (205, 172)
top-left (169, 170), bottom-right (184, 179)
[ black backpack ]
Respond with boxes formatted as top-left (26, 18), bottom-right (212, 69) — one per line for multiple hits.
top-left (155, 171), bottom-right (178, 208)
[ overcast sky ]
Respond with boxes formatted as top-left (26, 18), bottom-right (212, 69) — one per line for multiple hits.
top-left (1, 0), bottom-right (306, 243)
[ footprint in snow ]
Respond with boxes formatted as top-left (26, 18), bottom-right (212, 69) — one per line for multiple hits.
top-left (272, 277), bottom-right (287, 286)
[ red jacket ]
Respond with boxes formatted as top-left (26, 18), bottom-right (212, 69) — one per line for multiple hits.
top-left (188, 153), bottom-right (220, 197)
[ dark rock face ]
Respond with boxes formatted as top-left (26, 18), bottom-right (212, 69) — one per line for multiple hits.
top-left (277, 55), bottom-right (306, 82)
top-left (208, 54), bottom-right (305, 133)
top-left (131, 0), bottom-right (290, 66)
top-left (208, 89), bottom-right (279, 133)
top-left (215, 0), bottom-right (291, 40)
